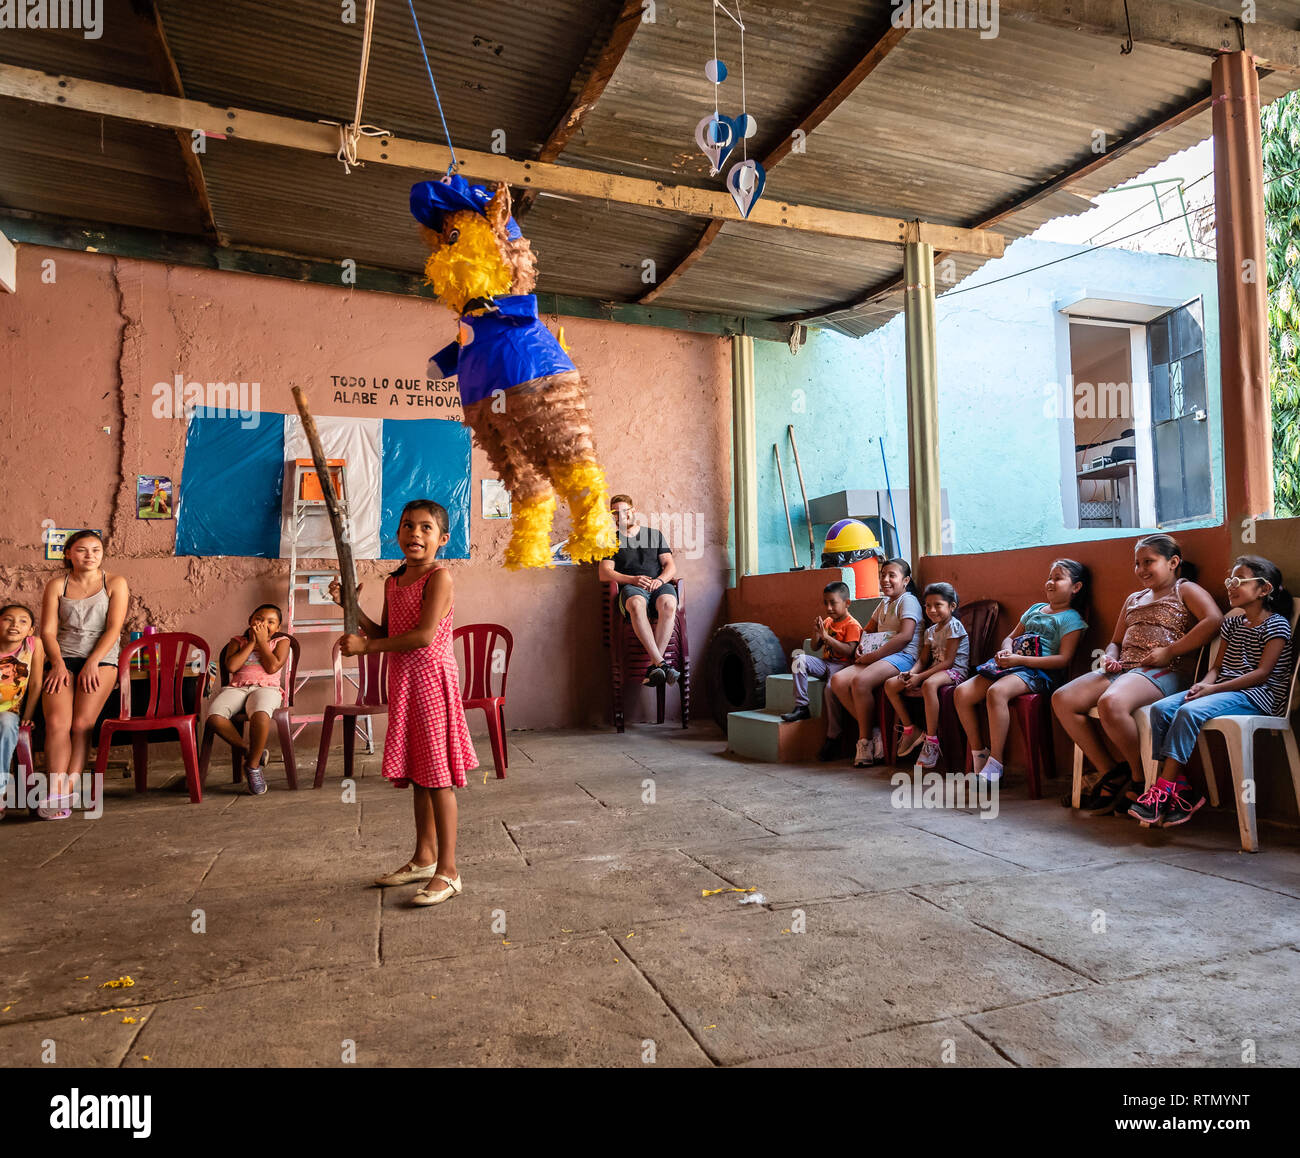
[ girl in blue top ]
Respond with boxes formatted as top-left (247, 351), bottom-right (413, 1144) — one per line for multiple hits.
top-left (955, 559), bottom-right (1089, 782)
top-left (826, 558), bottom-right (924, 767)
top-left (1132, 556), bottom-right (1294, 827)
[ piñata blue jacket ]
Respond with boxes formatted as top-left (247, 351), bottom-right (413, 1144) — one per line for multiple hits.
top-left (431, 295), bottom-right (576, 407)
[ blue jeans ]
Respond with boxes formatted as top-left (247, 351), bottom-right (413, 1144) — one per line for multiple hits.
top-left (0, 711), bottom-right (19, 798)
top-left (1148, 689), bottom-right (1258, 766)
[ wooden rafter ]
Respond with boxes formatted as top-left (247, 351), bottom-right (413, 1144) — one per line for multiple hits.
top-left (130, 0), bottom-right (221, 244)
top-left (1000, 0), bottom-right (1300, 73)
top-left (0, 64), bottom-right (1005, 257)
top-left (639, 19), bottom-right (910, 305)
top-left (514, 0), bottom-right (645, 217)
top-left (783, 82), bottom-right (1224, 327)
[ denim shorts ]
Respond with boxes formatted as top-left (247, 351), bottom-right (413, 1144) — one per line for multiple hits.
top-left (1106, 665), bottom-right (1189, 698)
top-left (618, 582), bottom-right (677, 619)
top-left (878, 651), bottom-right (916, 674)
top-left (995, 665), bottom-right (1056, 695)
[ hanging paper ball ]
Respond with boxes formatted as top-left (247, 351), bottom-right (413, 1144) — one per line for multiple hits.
top-left (705, 58), bottom-right (727, 83)
top-left (738, 113), bottom-right (758, 139)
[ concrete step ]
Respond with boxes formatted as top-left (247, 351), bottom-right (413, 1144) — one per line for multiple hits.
top-left (763, 673), bottom-right (825, 718)
top-left (726, 708), bottom-right (827, 763)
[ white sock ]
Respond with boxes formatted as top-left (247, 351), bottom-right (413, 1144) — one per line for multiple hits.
top-left (982, 758), bottom-right (1004, 781)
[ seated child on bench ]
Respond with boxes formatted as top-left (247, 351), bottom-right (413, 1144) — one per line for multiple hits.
top-left (205, 603), bottom-right (290, 797)
top-left (885, 582), bottom-right (970, 769)
top-left (781, 581), bottom-right (862, 723)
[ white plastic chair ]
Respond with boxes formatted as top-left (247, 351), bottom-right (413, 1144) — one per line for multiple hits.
top-left (1071, 644), bottom-right (1211, 808)
top-left (1194, 604), bottom-right (1300, 853)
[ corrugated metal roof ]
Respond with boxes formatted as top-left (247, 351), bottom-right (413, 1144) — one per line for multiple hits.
top-left (1, 1), bottom-right (1298, 335)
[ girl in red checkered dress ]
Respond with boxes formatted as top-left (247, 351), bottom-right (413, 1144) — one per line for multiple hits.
top-left (339, 499), bottom-right (478, 907)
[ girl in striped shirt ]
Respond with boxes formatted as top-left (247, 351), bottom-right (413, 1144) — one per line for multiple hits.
top-left (1134, 556), bottom-right (1294, 827)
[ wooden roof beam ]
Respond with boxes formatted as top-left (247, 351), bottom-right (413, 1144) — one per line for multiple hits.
top-left (1000, 0), bottom-right (1300, 73)
top-left (783, 78), bottom-right (1226, 327)
top-left (0, 64), bottom-right (1004, 257)
top-left (514, 0), bottom-right (645, 216)
top-left (130, 0), bottom-right (221, 245)
top-left (640, 18), bottom-right (910, 304)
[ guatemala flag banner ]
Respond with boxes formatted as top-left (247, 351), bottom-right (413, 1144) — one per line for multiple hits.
top-left (175, 412), bottom-right (471, 561)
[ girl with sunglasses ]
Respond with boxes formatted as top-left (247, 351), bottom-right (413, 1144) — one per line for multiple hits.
top-left (1134, 556), bottom-right (1294, 827)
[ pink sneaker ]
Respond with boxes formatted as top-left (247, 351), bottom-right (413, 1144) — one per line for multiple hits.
top-left (896, 725), bottom-right (923, 758)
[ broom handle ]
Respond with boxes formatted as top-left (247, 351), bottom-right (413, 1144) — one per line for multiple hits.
top-left (291, 385), bottom-right (359, 635)
top-left (787, 425), bottom-right (815, 568)
top-left (773, 444), bottom-right (799, 569)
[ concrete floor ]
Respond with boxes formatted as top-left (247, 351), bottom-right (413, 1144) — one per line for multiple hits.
top-left (3, 726), bottom-right (1299, 1068)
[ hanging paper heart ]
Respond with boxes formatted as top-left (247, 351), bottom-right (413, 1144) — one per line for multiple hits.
top-left (695, 113), bottom-right (738, 176)
top-left (726, 158), bottom-right (766, 218)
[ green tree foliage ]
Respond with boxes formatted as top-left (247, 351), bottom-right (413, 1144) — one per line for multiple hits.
top-left (1263, 90), bottom-right (1300, 515)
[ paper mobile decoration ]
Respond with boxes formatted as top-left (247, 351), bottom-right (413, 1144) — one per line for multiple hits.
top-left (697, 1), bottom-right (765, 216)
top-left (695, 112), bottom-right (738, 175)
top-left (726, 157), bottom-right (766, 218)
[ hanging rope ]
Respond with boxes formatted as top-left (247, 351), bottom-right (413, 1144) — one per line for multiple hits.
top-left (322, 0), bottom-right (390, 174)
top-left (406, 0), bottom-right (459, 174)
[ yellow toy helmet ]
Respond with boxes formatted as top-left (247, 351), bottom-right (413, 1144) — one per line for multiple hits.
top-left (823, 519), bottom-right (878, 554)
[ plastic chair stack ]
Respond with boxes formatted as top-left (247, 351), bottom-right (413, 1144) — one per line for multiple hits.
top-left (602, 580), bottom-right (690, 733)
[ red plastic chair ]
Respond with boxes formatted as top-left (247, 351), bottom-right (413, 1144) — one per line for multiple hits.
top-left (1011, 694), bottom-right (1054, 799)
top-left (94, 632), bottom-right (210, 803)
top-left (199, 635), bottom-right (301, 790)
top-left (453, 624), bottom-right (512, 779)
top-left (313, 640), bottom-right (388, 788)
top-left (601, 579), bottom-right (690, 733)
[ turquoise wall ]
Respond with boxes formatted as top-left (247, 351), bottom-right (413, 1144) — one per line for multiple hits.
top-left (753, 238), bottom-right (1222, 577)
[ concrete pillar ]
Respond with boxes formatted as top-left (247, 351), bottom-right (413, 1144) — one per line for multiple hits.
top-left (1212, 50), bottom-right (1274, 544)
top-left (904, 240), bottom-right (942, 559)
top-left (731, 334), bottom-right (758, 581)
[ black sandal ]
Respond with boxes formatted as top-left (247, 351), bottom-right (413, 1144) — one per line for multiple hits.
top-left (1081, 765), bottom-right (1135, 815)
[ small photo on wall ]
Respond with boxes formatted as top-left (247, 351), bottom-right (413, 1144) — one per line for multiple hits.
top-left (137, 476), bottom-right (174, 520)
top-left (481, 478), bottom-right (511, 520)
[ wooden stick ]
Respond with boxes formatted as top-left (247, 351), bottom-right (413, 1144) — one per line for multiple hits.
top-left (291, 385), bottom-right (359, 634)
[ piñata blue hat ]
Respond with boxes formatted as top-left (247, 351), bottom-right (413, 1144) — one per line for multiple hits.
top-left (410, 174), bottom-right (522, 241)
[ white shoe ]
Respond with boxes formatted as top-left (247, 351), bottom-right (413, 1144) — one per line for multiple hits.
top-left (375, 861), bottom-right (438, 887)
top-left (853, 738), bottom-right (874, 767)
top-left (412, 873), bottom-right (463, 907)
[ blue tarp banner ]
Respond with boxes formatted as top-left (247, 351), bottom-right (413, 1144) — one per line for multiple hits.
top-left (380, 418), bottom-right (472, 560)
top-left (175, 413), bottom-right (286, 558)
top-left (175, 412), bottom-right (472, 561)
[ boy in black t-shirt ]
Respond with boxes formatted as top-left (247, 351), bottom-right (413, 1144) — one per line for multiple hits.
top-left (597, 494), bottom-right (679, 687)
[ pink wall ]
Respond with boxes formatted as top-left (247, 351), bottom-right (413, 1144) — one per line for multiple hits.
top-left (0, 246), bottom-right (734, 733)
